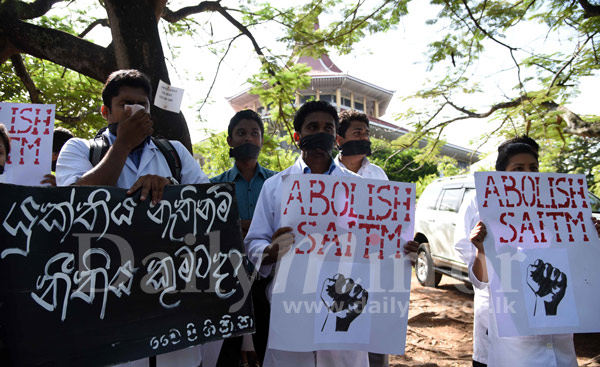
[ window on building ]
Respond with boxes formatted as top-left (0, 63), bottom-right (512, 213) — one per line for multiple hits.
top-left (341, 97), bottom-right (352, 107)
top-left (320, 94), bottom-right (336, 105)
top-left (354, 101), bottom-right (364, 111)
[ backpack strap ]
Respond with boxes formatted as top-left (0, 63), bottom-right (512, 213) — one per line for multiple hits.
top-left (151, 137), bottom-right (182, 184)
top-left (88, 134), bottom-right (110, 167)
top-left (87, 133), bottom-right (182, 184)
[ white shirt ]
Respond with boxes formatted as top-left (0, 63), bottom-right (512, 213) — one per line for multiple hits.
top-left (334, 155), bottom-right (388, 181)
top-left (454, 195), bottom-right (490, 364)
top-left (455, 196), bottom-right (577, 367)
top-left (245, 157), bottom-right (369, 367)
top-left (55, 129), bottom-right (216, 367)
top-left (56, 130), bottom-right (208, 187)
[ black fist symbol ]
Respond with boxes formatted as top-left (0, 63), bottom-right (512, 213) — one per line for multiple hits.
top-left (320, 273), bottom-right (368, 332)
top-left (526, 259), bottom-right (567, 316)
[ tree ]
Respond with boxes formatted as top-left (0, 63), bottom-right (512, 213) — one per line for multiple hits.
top-left (0, 0), bottom-right (410, 150)
top-left (369, 138), bottom-right (438, 183)
top-left (399, 0), bottom-right (600, 153)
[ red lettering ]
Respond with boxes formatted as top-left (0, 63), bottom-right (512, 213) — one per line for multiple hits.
top-left (501, 175), bottom-right (522, 208)
top-left (483, 176), bottom-right (502, 208)
top-left (499, 212), bottom-right (517, 243)
top-left (308, 179), bottom-right (329, 216)
top-left (331, 181), bottom-right (349, 216)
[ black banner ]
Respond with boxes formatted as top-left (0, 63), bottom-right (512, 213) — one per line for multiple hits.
top-left (0, 183), bottom-right (254, 366)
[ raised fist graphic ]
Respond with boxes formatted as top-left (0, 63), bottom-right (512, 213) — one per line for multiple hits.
top-left (320, 273), bottom-right (368, 332)
top-left (526, 259), bottom-right (567, 316)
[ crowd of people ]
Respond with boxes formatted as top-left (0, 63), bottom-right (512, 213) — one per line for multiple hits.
top-left (0, 68), bottom-right (596, 367)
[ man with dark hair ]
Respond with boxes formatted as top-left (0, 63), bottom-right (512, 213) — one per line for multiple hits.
top-left (245, 100), bottom-right (369, 367)
top-left (57, 69), bottom-right (208, 201)
top-left (56, 69), bottom-right (214, 367)
top-left (211, 109), bottom-right (277, 366)
top-left (40, 127), bottom-right (74, 186)
top-left (335, 110), bottom-right (387, 181)
top-left (336, 110), bottom-right (388, 366)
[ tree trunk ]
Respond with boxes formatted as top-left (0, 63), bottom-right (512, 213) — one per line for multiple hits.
top-left (103, 0), bottom-right (193, 151)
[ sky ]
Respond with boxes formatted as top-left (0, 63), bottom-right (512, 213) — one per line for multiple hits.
top-left (80, 1), bottom-right (598, 154)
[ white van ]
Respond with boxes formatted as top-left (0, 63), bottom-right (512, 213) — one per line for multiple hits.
top-left (413, 174), bottom-right (600, 287)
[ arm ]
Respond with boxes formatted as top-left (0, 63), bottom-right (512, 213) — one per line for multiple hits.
top-left (470, 221), bottom-right (488, 283)
top-left (174, 140), bottom-right (209, 184)
top-left (454, 195), bottom-right (488, 288)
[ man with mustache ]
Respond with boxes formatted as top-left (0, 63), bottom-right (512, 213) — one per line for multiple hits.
top-left (211, 109), bottom-right (277, 366)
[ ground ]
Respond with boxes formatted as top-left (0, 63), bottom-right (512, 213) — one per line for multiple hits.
top-left (389, 274), bottom-right (600, 367)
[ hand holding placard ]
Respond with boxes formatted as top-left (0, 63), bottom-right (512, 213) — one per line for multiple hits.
top-left (263, 226), bottom-right (294, 265)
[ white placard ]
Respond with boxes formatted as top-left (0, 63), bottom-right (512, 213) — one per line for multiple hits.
top-left (0, 102), bottom-right (55, 185)
top-left (269, 174), bottom-right (414, 354)
top-left (475, 171), bottom-right (600, 337)
top-left (154, 80), bottom-right (184, 113)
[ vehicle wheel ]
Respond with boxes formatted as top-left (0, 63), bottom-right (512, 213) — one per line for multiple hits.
top-left (463, 281), bottom-right (474, 291)
top-left (415, 244), bottom-right (442, 287)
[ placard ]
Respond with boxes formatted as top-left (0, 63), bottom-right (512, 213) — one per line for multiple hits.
top-left (0, 102), bottom-right (54, 185)
top-left (475, 172), bottom-right (600, 337)
top-left (154, 80), bottom-right (184, 113)
top-left (269, 174), bottom-right (414, 354)
top-left (0, 183), bottom-right (254, 366)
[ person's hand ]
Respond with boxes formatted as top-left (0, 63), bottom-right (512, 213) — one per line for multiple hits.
top-left (592, 216), bottom-right (600, 237)
top-left (114, 108), bottom-right (153, 151)
top-left (526, 259), bottom-right (567, 316)
top-left (127, 174), bottom-right (170, 205)
top-left (470, 221), bottom-right (487, 253)
top-left (404, 240), bottom-right (419, 264)
top-left (320, 273), bottom-right (368, 332)
top-left (262, 227), bottom-right (294, 265)
top-left (40, 173), bottom-right (56, 187)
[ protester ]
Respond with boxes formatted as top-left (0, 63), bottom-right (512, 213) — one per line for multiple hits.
top-left (454, 136), bottom-right (597, 367)
top-left (55, 69), bottom-right (217, 367)
top-left (335, 109), bottom-right (387, 181)
top-left (245, 100), bottom-right (418, 367)
top-left (40, 126), bottom-right (73, 186)
top-left (335, 109), bottom-right (389, 367)
top-left (0, 123), bottom-right (10, 183)
top-left (211, 109), bottom-right (277, 367)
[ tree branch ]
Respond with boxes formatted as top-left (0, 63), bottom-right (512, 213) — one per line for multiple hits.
top-left (10, 53), bottom-right (41, 103)
top-left (197, 34), bottom-right (241, 117)
top-left (460, 0), bottom-right (517, 51)
top-left (6, 0), bottom-right (64, 20)
top-left (579, 0), bottom-right (600, 18)
top-left (0, 17), bottom-right (115, 81)
top-left (78, 18), bottom-right (109, 38)
top-left (547, 32), bottom-right (596, 95)
top-left (445, 95), bottom-right (531, 118)
top-left (162, 1), bottom-right (222, 23)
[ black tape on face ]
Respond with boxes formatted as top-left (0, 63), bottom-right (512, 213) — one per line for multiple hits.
top-left (339, 140), bottom-right (371, 156)
top-left (229, 143), bottom-right (261, 160)
top-left (299, 132), bottom-right (335, 154)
